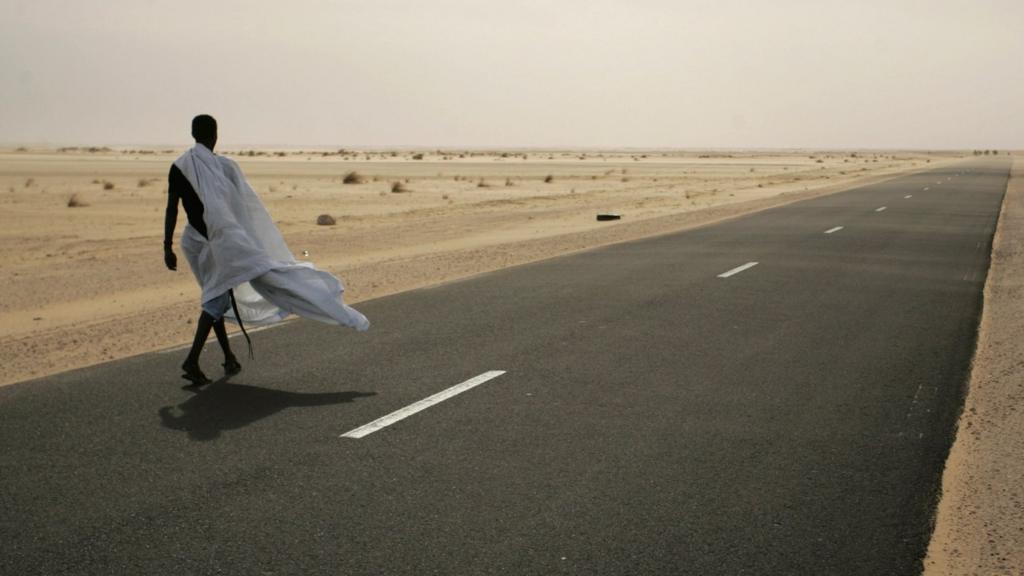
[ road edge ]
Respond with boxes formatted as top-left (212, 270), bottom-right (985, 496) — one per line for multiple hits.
top-left (923, 157), bottom-right (1024, 575)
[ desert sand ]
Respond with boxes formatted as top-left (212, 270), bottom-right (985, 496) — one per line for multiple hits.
top-left (924, 157), bottom-right (1024, 575)
top-left (0, 148), bottom-right (954, 387)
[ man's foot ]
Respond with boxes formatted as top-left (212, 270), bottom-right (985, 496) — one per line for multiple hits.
top-left (222, 357), bottom-right (242, 376)
top-left (181, 362), bottom-right (212, 387)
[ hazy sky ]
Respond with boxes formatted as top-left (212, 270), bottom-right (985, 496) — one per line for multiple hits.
top-left (2, 0), bottom-right (1021, 149)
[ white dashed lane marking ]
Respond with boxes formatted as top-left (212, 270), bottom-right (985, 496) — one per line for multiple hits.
top-left (717, 262), bottom-right (759, 278)
top-left (875, 206), bottom-right (887, 212)
top-left (824, 226), bottom-right (844, 234)
top-left (340, 371), bottom-right (507, 439)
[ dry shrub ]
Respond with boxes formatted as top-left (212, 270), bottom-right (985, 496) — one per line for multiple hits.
top-left (67, 193), bottom-right (88, 207)
top-left (316, 214), bottom-right (336, 225)
top-left (103, 181), bottom-right (115, 190)
top-left (24, 178), bottom-right (34, 188)
top-left (391, 182), bottom-right (409, 193)
top-left (477, 179), bottom-right (490, 188)
top-left (544, 174), bottom-right (554, 183)
top-left (412, 153), bottom-right (424, 160)
top-left (342, 171), bottom-right (364, 184)
top-left (505, 178), bottom-right (514, 186)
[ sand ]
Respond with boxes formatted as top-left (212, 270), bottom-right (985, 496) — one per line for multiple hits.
top-left (923, 157), bottom-right (1024, 575)
top-left (0, 148), bottom-right (955, 387)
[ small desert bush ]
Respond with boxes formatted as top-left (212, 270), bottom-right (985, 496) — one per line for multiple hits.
top-left (67, 193), bottom-right (88, 207)
top-left (477, 179), bottom-right (489, 188)
top-left (544, 174), bottom-right (554, 183)
top-left (391, 181), bottom-right (409, 193)
top-left (24, 178), bottom-right (34, 188)
top-left (505, 178), bottom-right (514, 186)
top-left (316, 214), bottom-right (336, 225)
top-left (342, 171), bottom-right (364, 184)
top-left (103, 181), bottom-right (115, 190)
top-left (412, 153), bottom-right (424, 160)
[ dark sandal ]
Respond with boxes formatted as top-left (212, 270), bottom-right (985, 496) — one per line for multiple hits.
top-left (223, 358), bottom-right (242, 376)
top-left (181, 364), bottom-right (212, 386)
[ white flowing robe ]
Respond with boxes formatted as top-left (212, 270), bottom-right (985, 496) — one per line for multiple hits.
top-left (175, 144), bottom-right (369, 331)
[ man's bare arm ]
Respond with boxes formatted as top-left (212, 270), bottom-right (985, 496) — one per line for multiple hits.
top-left (164, 167), bottom-right (179, 270)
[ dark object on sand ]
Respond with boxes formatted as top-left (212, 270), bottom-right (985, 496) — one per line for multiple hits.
top-left (596, 213), bottom-right (622, 221)
top-left (316, 214), bottom-right (336, 225)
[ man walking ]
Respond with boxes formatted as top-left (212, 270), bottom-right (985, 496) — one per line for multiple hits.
top-left (164, 115), bottom-right (369, 386)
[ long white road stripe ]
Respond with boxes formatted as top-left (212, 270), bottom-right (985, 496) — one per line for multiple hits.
top-left (718, 262), bottom-right (759, 278)
top-left (340, 370), bottom-right (506, 439)
top-left (824, 226), bottom-right (844, 234)
top-left (875, 206), bottom-right (887, 212)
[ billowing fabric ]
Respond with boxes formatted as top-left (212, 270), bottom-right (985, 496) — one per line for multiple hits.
top-left (175, 144), bottom-right (369, 331)
top-left (202, 291), bottom-right (231, 320)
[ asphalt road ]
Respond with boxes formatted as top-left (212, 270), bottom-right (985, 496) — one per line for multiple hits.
top-left (0, 159), bottom-right (1010, 575)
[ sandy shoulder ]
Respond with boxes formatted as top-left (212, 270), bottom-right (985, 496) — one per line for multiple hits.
top-left (923, 157), bottom-right (1024, 575)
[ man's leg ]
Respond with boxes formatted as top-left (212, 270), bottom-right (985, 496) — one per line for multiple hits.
top-left (181, 311), bottom-right (216, 385)
top-left (213, 318), bottom-right (241, 375)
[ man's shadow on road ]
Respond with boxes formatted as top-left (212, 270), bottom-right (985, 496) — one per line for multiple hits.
top-left (158, 377), bottom-right (375, 441)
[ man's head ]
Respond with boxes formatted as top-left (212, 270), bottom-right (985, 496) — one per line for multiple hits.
top-left (191, 114), bottom-right (217, 150)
